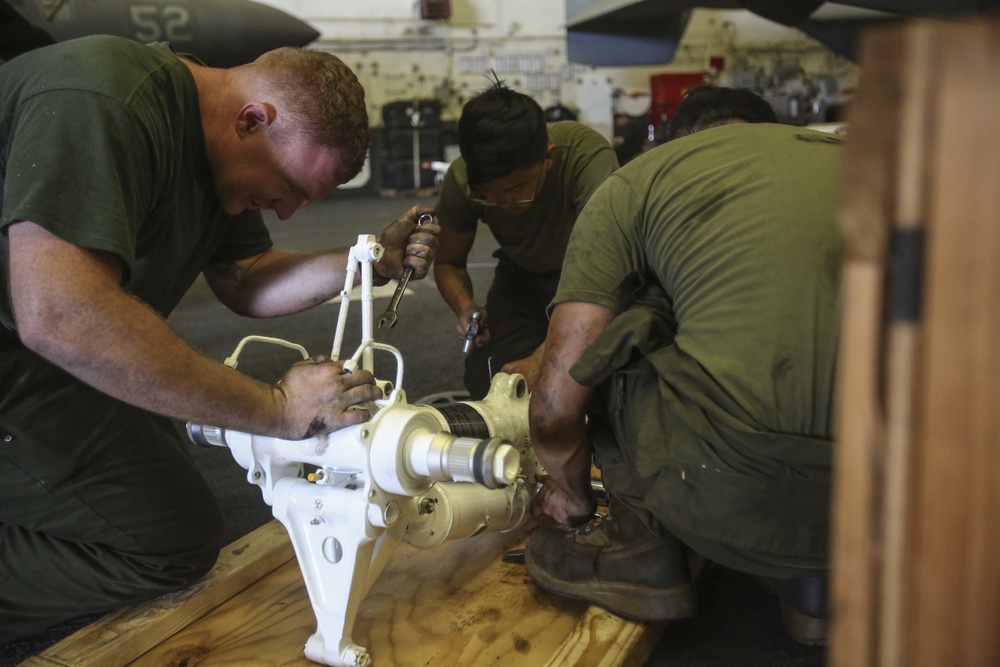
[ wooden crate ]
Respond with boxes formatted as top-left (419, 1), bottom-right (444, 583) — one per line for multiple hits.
top-left (830, 17), bottom-right (1000, 667)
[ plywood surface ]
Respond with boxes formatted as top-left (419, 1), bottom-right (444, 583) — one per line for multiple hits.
top-left (22, 521), bottom-right (295, 667)
top-left (26, 521), bottom-right (662, 667)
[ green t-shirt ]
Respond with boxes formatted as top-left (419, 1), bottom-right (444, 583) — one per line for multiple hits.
top-left (434, 121), bottom-right (618, 274)
top-left (557, 123), bottom-right (843, 560)
top-left (558, 122), bottom-right (843, 441)
top-left (0, 36), bottom-right (272, 332)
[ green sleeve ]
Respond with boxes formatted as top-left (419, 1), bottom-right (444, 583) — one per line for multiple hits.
top-left (567, 129), bottom-right (620, 215)
top-left (433, 157), bottom-right (482, 234)
top-left (553, 173), bottom-right (645, 313)
top-left (2, 89), bottom-right (154, 276)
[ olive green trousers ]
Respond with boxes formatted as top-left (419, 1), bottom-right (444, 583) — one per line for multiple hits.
top-left (0, 335), bottom-right (225, 641)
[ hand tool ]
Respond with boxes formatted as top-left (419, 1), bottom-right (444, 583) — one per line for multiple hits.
top-left (375, 213), bottom-right (431, 330)
top-left (462, 311), bottom-right (482, 353)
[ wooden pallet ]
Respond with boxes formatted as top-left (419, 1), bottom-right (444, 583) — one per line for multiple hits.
top-left (21, 520), bottom-right (662, 667)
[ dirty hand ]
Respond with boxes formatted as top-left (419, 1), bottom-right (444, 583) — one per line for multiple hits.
top-left (530, 478), bottom-right (596, 528)
top-left (501, 344), bottom-right (544, 389)
top-left (376, 205), bottom-right (441, 281)
top-left (457, 306), bottom-right (490, 346)
top-left (274, 355), bottom-right (382, 439)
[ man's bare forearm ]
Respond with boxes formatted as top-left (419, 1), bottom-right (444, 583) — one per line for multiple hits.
top-left (208, 207), bottom-right (439, 319)
top-left (52, 293), bottom-right (283, 433)
top-left (10, 221), bottom-right (382, 440)
top-left (530, 361), bottom-right (594, 491)
top-left (10, 238), bottom-right (282, 434)
top-left (434, 262), bottom-right (477, 315)
top-left (206, 248), bottom-right (353, 318)
top-left (529, 301), bottom-right (617, 495)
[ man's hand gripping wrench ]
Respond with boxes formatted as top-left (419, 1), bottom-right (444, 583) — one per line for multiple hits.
top-left (375, 213), bottom-right (431, 330)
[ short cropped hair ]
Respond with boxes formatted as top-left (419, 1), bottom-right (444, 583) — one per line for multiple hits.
top-left (249, 48), bottom-right (370, 183)
top-left (458, 82), bottom-right (548, 187)
top-left (667, 86), bottom-right (777, 141)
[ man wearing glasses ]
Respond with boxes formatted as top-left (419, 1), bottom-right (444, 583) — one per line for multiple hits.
top-left (430, 82), bottom-right (619, 399)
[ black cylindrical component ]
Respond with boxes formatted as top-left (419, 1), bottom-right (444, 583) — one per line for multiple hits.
top-left (431, 403), bottom-right (490, 438)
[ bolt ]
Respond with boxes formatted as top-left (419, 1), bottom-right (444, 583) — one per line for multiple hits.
top-left (2, 434), bottom-right (12, 443)
top-left (252, 471), bottom-right (262, 481)
top-left (314, 499), bottom-right (323, 510)
top-left (418, 498), bottom-right (437, 514)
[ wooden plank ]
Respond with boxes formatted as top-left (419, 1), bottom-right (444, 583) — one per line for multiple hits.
top-left (543, 609), bottom-right (663, 667)
top-left (834, 25), bottom-right (900, 264)
top-left (125, 523), bottom-right (659, 667)
top-left (828, 22), bottom-right (903, 667)
top-left (21, 464), bottom-right (652, 666)
top-left (828, 262), bottom-right (885, 667)
top-left (832, 16), bottom-right (1000, 667)
top-left (877, 20), bottom-right (936, 667)
top-left (20, 521), bottom-right (294, 667)
top-left (352, 529), bottom-right (589, 665)
top-left (127, 559), bottom-right (315, 666)
top-left (908, 18), bottom-right (1000, 667)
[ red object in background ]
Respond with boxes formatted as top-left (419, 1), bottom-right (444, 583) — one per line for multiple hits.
top-left (649, 72), bottom-right (706, 128)
top-left (420, 0), bottom-right (451, 20)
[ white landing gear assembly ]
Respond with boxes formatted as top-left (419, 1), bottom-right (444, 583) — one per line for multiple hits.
top-left (187, 229), bottom-right (541, 667)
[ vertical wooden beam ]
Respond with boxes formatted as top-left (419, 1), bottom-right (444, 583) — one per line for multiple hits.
top-left (908, 19), bottom-right (1000, 667)
top-left (829, 23), bottom-right (902, 667)
top-left (878, 21), bottom-right (936, 667)
top-left (833, 17), bottom-right (1000, 667)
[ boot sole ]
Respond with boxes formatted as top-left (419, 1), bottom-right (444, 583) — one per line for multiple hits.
top-left (525, 551), bottom-right (697, 622)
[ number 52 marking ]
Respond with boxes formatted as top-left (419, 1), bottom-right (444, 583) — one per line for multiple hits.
top-left (130, 5), bottom-right (192, 43)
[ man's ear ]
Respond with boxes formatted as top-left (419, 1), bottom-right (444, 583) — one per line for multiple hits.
top-left (235, 102), bottom-right (274, 139)
top-left (544, 142), bottom-right (556, 167)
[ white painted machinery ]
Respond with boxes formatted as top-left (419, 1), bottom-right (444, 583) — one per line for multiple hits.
top-left (187, 231), bottom-right (539, 667)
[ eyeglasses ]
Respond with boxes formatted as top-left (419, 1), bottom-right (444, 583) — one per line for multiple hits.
top-left (466, 167), bottom-right (545, 208)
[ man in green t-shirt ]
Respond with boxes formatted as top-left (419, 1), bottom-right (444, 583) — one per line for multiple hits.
top-left (0, 36), bottom-right (440, 640)
top-left (525, 87), bottom-right (841, 644)
top-left (431, 82), bottom-right (618, 398)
